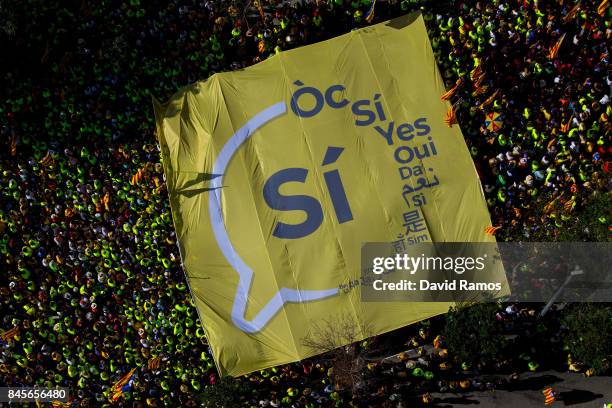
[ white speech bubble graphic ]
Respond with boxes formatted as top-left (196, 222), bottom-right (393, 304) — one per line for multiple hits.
top-left (208, 101), bottom-right (340, 333)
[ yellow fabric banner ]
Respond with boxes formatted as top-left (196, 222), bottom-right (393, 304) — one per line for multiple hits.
top-left (154, 13), bottom-right (502, 376)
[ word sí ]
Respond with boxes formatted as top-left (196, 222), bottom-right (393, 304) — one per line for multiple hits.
top-left (266, 81), bottom-right (445, 242)
top-left (290, 81), bottom-right (438, 167)
top-left (263, 146), bottom-right (353, 239)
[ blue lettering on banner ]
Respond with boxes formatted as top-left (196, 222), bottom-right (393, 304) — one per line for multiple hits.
top-left (263, 168), bottom-right (324, 239)
top-left (263, 146), bottom-right (353, 239)
top-left (288, 81), bottom-right (441, 226)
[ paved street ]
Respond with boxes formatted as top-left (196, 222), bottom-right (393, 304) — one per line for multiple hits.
top-left (430, 371), bottom-right (612, 407)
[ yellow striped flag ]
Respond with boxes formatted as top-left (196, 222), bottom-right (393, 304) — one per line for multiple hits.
top-left (563, 2), bottom-right (581, 22)
top-left (548, 33), bottom-right (566, 60)
top-left (542, 387), bottom-right (556, 405)
top-left (440, 79), bottom-right (462, 101)
top-left (543, 193), bottom-right (563, 214)
top-left (433, 335), bottom-right (443, 349)
top-left (112, 367), bottom-right (136, 390)
top-left (473, 85), bottom-right (489, 97)
top-left (484, 226), bottom-right (501, 235)
top-left (474, 73), bottom-right (486, 89)
top-left (148, 356), bottom-right (161, 370)
top-left (560, 115), bottom-right (573, 133)
top-left (470, 65), bottom-right (483, 81)
top-left (478, 89), bottom-right (499, 110)
top-left (130, 165), bottom-right (147, 185)
top-left (110, 368), bottom-right (136, 402)
top-left (0, 326), bottom-right (19, 343)
top-left (444, 105), bottom-right (457, 127)
top-left (598, 0), bottom-right (609, 16)
top-left (103, 192), bottom-right (110, 211)
top-left (564, 198), bottom-right (575, 212)
top-left (257, 4), bottom-right (265, 19)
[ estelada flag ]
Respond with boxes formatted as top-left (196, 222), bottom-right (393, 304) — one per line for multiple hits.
top-left (548, 33), bottom-right (566, 60)
top-left (542, 387), bottom-right (556, 405)
top-left (110, 368), bottom-right (136, 402)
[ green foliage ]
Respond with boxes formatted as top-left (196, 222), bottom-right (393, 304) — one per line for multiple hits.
top-left (200, 377), bottom-right (250, 408)
top-left (562, 303), bottom-right (612, 374)
top-left (556, 191), bottom-right (611, 242)
top-left (509, 191), bottom-right (611, 242)
top-left (0, 0), bottom-right (17, 37)
top-left (444, 302), bottom-right (507, 367)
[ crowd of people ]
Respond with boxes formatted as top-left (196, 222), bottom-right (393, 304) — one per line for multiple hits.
top-left (1, 0), bottom-right (609, 406)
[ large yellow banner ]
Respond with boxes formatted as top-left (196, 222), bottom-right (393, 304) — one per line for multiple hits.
top-left (154, 13), bottom-right (499, 376)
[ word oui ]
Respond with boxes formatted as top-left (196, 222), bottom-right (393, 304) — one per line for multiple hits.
top-left (289, 81), bottom-right (438, 165)
top-left (374, 121), bottom-right (437, 166)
